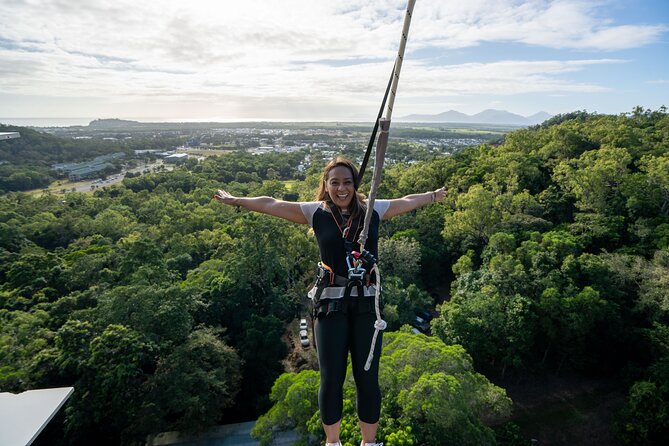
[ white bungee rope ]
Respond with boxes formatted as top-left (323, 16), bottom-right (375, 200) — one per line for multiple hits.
top-left (363, 264), bottom-right (385, 371)
top-left (361, 0), bottom-right (416, 372)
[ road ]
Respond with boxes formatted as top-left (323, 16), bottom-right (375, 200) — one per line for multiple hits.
top-left (75, 160), bottom-right (171, 192)
top-left (148, 421), bottom-right (299, 446)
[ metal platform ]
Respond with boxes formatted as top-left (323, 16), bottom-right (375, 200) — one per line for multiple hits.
top-left (0, 387), bottom-right (74, 446)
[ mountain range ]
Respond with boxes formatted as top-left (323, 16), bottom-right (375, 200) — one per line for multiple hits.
top-left (397, 109), bottom-right (553, 126)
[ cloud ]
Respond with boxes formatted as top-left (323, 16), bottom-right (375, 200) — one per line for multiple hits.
top-left (0, 0), bottom-right (666, 119)
top-left (399, 59), bottom-right (621, 97)
top-left (4, 1), bottom-right (662, 67)
top-left (410, 0), bottom-right (667, 51)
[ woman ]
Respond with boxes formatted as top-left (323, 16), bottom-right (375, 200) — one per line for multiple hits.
top-left (214, 157), bottom-right (446, 446)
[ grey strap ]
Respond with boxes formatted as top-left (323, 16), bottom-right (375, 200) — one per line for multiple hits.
top-left (308, 285), bottom-right (380, 300)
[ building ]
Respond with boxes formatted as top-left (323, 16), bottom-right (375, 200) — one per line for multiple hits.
top-left (164, 153), bottom-right (188, 163)
top-left (249, 146), bottom-right (274, 155)
top-left (53, 162), bottom-right (82, 173)
top-left (92, 152), bottom-right (125, 163)
top-left (68, 163), bottom-right (112, 181)
top-left (53, 152), bottom-right (126, 179)
top-left (0, 132), bottom-right (20, 140)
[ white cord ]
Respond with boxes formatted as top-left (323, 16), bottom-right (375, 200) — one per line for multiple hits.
top-left (364, 264), bottom-right (386, 371)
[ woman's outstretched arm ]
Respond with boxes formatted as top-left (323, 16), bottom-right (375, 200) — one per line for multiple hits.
top-left (382, 187), bottom-right (447, 219)
top-left (213, 189), bottom-right (307, 224)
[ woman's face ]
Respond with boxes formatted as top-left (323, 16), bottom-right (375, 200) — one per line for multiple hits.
top-left (326, 165), bottom-right (355, 210)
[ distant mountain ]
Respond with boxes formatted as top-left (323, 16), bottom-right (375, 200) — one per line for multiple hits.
top-left (398, 109), bottom-right (552, 126)
top-left (471, 109), bottom-right (529, 125)
top-left (527, 111), bottom-right (553, 124)
top-left (399, 110), bottom-right (471, 123)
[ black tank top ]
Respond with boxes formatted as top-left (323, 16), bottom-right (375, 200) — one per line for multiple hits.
top-left (312, 207), bottom-right (381, 278)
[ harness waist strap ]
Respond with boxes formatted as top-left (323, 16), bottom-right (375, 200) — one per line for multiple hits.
top-left (308, 284), bottom-right (380, 299)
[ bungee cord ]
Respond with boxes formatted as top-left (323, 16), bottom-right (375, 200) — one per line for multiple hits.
top-left (358, 62), bottom-right (395, 185)
top-left (359, 0), bottom-right (415, 248)
top-left (360, 0), bottom-right (417, 371)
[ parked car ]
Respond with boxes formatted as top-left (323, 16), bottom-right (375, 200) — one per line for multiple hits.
top-left (299, 329), bottom-right (309, 347)
top-left (411, 315), bottom-right (430, 333)
top-left (416, 310), bottom-right (433, 322)
top-left (299, 318), bottom-right (308, 330)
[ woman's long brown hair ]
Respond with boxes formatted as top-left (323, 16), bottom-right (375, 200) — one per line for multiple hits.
top-left (315, 157), bottom-right (367, 218)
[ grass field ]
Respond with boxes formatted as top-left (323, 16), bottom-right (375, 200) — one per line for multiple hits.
top-left (181, 148), bottom-right (237, 157)
top-left (282, 180), bottom-right (298, 191)
top-left (26, 179), bottom-right (93, 196)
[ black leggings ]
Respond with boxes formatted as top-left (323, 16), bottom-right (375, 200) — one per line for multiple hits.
top-left (314, 298), bottom-right (383, 425)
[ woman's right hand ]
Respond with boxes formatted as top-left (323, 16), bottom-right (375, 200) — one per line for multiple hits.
top-left (213, 189), bottom-right (237, 206)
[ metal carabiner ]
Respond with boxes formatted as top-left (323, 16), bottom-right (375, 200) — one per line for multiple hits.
top-left (347, 254), bottom-right (366, 281)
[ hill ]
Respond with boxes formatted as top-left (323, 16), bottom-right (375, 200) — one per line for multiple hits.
top-left (88, 118), bottom-right (142, 128)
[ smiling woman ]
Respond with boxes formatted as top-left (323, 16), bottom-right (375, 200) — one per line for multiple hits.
top-left (213, 155), bottom-right (446, 445)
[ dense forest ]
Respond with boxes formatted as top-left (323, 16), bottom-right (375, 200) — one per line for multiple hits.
top-left (1, 108), bottom-right (668, 445)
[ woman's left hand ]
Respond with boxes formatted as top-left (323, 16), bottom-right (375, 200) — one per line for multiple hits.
top-left (433, 187), bottom-right (447, 203)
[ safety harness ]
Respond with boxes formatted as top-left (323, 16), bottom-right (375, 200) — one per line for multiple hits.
top-left (309, 204), bottom-right (378, 313)
top-left (308, 261), bottom-right (377, 312)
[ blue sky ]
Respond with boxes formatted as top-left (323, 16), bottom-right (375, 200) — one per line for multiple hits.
top-left (0, 0), bottom-right (667, 123)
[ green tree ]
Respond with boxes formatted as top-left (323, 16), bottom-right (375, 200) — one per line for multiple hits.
top-left (378, 236), bottom-right (422, 285)
top-left (252, 370), bottom-right (320, 445)
top-left (382, 276), bottom-right (433, 330)
top-left (553, 146), bottom-right (631, 214)
top-left (443, 184), bottom-right (501, 249)
top-left (638, 153), bottom-right (669, 216)
top-left (30, 319), bottom-right (94, 386)
top-left (253, 331), bottom-right (511, 446)
top-left (618, 380), bottom-right (669, 445)
top-left (145, 328), bottom-right (242, 432)
top-left (64, 324), bottom-right (157, 445)
top-left (0, 309), bottom-right (52, 391)
top-left (88, 208), bottom-right (137, 240)
top-left (95, 285), bottom-right (195, 347)
top-left (433, 284), bottom-right (535, 374)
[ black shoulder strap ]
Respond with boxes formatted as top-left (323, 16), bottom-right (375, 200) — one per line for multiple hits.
top-left (328, 202), bottom-right (347, 230)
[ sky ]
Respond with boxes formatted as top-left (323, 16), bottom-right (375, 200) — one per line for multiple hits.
top-left (0, 0), bottom-right (668, 123)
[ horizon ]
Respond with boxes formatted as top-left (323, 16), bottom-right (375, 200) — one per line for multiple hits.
top-left (0, 108), bottom-right (556, 128)
top-left (1, 0), bottom-right (668, 122)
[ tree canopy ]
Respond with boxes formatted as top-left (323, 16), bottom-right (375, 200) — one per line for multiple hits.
top-left (2, 108), bottom-right (669, 445)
